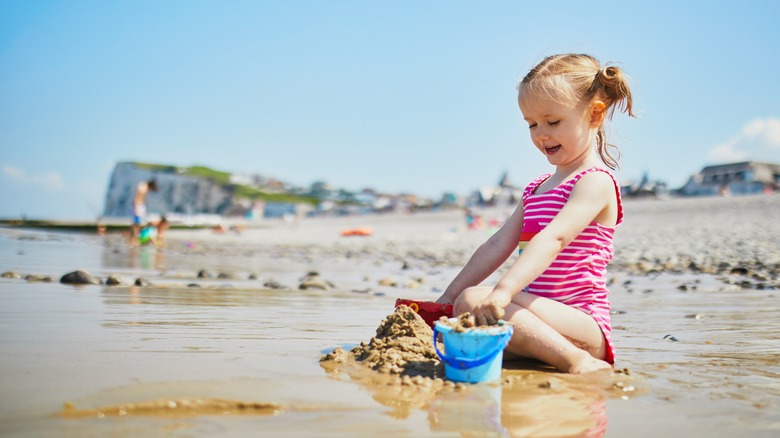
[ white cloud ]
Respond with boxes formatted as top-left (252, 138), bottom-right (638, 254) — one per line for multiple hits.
top-left (709, 117), bottom-right (780, 163)
top-left (2, 165), bottom-right (26, 182)
top-left (33, 172), bottom-right (65, 191)
top-left (2, 165), bottom-right (65, 191)
top-left (708, 141), bottom-right (745, 162)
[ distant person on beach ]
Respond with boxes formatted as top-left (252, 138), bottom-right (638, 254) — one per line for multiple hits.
top-left (138, 216), bottom-right (168, 247)
top-left (130, 179), bottom-right (158, 244)
top-left (436, 54), bottom-right (636, 374)
top-left (464, 207), bottom-right (482, 230)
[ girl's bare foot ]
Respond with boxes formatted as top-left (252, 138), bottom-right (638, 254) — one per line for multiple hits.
top-left (568, 356), bottom-right (612, 374)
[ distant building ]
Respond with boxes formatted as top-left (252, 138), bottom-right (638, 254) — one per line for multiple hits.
top-left (679, 161), bottom-right (780, 196)
top-left (468, 171), bottom-right (522, 207)
top-left (621, 172), bottom-right (668, 198)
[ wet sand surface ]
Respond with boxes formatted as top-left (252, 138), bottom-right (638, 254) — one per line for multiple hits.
top-left (1, 194), bottom-right (779, 437)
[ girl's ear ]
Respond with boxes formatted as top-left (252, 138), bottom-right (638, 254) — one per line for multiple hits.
top-left (590, 101), bottom-right (606, 126)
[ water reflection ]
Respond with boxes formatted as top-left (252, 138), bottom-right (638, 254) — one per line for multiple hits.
top-left (427, 383), bottom-right (506, 436)
top-left (131, 246), bottom-right (165, 271)
top-left (321, 357), bottom-right (629, 437)
top-left (499, 370), bottom-right (609, 437)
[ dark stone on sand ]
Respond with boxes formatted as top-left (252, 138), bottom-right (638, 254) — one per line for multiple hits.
top-left (134, 278), bottom-right (152, 287)
top-left (299, 273), bottom-right (334, 290)
top-left (378, 278), bottom-right (397, 287)
top-left (2, 271), bottom-right (23, 279)
top-left (25, 274), bottom-right (53, 282)
top-left (263, 280), bottom-right (286, 290)
top-left (187, 283), bottom-right (201, 288)
top-left (60, 270), bottom-right (102, 285)
top-left (404, 279), bottom-right (422, 289)
top-left (299, 279), bottom-right (329, 290)
top-left (197, 269), bottom-right (212, 279)
top-left (105, 275), bottom-right (130, 286)
top-left (687, 261), bottom-right (703, 273)
top-left (248, 273), bottom-right (258, 280)
top-left (217, 272), bottom-right (235, 279)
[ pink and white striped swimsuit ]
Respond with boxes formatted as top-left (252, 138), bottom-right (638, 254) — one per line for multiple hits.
top-left (518, 167), bottom-right (623, 364)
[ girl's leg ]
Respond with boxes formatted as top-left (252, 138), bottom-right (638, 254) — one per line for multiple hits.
top-left (453, 286), bottom-right (611, 374)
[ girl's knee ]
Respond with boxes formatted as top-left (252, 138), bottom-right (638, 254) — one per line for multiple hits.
top-left (452, 297), bottom-right (470, 316)
top-left (453, 286), bottom-right (491, 315)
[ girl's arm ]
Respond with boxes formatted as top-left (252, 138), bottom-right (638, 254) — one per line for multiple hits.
top-left (472, 171), bottom-right (617, 325)
top-left (436, 202), bottom-right (525, 304)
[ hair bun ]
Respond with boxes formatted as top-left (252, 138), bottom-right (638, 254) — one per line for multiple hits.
top-left (599, 65), bottom-right (619, 81)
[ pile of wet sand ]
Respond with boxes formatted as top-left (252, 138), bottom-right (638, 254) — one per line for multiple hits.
top-left (321, 305), bottom-right (446, 382)
top-left (320, 307), bottom-right (523, 386)
top-left (320, 305), bottom-right (635, 408)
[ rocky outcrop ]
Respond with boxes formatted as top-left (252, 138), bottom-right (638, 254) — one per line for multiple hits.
top-left (102, 162), bottom-right (237, 218)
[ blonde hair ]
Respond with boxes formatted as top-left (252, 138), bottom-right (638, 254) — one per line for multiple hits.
top-left (519, 53), bottom-right (635, 170)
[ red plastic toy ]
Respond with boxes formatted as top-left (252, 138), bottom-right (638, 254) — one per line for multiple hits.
top-left (394, 298), bottom-right (453, 328)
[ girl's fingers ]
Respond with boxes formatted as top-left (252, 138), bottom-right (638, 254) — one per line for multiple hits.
top-left (476, 310), bottom-right (489, 326)
top-left (474, 299), bottom-right (508, 326)
top-left (477, 310), bottom-right (495, 326)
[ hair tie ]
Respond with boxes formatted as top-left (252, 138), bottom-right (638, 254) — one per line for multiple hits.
top-left (594, 67), bottom-right (605, 82)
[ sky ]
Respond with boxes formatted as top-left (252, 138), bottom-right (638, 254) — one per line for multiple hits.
top-left (1, 1), bottom-right (779, 220)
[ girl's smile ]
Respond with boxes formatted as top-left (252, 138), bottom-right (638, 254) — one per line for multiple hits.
top-left (519, 94), bottom-right (601, 170)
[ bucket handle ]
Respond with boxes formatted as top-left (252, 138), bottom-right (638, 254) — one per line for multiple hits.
top-left (433, 325), bottom-right (514, 370)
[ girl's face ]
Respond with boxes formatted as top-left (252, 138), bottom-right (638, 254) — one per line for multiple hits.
top-left (518, 91), bottom-right (602, 170)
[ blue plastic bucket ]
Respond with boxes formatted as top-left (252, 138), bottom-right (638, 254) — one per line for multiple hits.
top-left (433, 319), bottom-right (514, 383)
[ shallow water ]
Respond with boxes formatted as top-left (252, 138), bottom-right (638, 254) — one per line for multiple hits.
top-left (0, 228), bottom-right (778, 437)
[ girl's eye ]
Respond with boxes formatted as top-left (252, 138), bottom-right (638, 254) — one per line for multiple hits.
top-left (528, 123), bottom-right (537, 129)
top-left (548, 120), bottom-right (560, 126)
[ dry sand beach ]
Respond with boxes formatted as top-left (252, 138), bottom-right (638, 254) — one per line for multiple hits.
top-left (0, 194), bottom-right (778, 437)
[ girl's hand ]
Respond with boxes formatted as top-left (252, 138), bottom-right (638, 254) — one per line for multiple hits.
top-left (472, 289), bottom-right (513, 326)
top-left (435, 296), bottom-right (452, 305)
